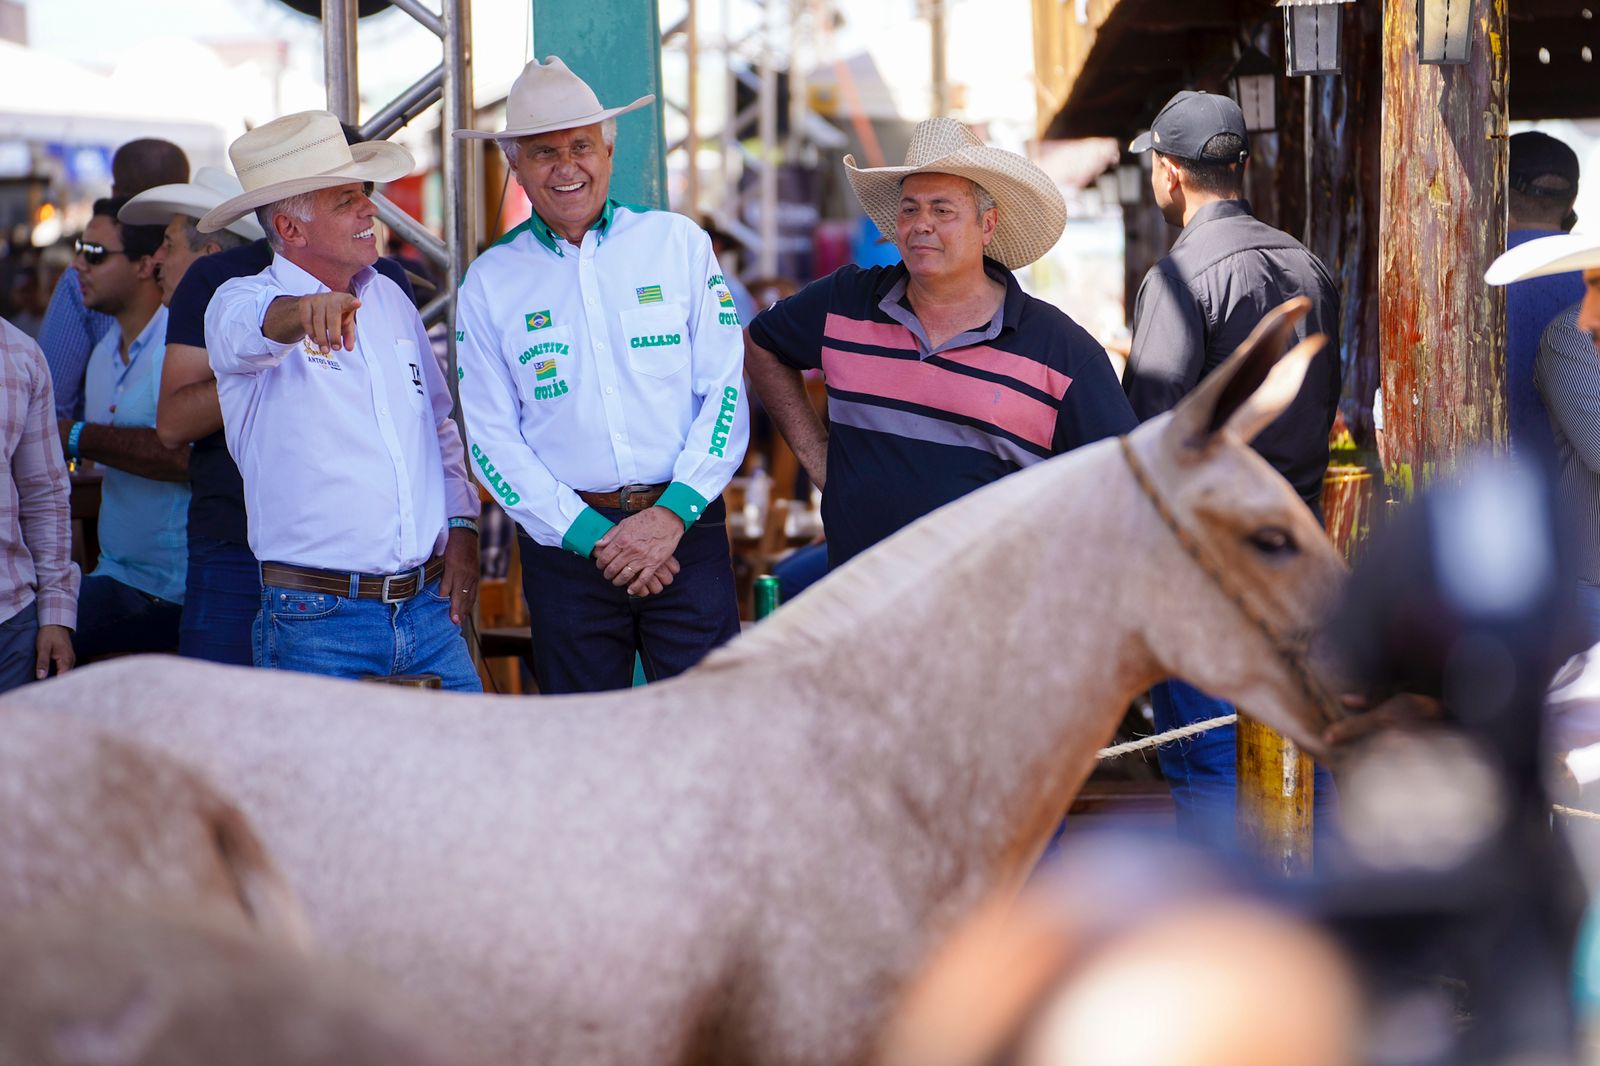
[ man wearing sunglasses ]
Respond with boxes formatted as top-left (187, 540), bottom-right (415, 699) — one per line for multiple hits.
top-left (37, 139), bottom-right (188, 420)
top-left (61, 199), bottom-right (191, 660)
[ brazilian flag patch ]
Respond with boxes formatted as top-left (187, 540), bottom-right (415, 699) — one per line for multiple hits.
top-left (525, 310), bottom-right (553, 331)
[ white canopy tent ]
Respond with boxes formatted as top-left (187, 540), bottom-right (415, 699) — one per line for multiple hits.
top-left (0, 38), bottom-right (235, 174)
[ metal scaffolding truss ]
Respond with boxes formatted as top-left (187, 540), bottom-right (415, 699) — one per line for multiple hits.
top-left (660, 0), bottom-right (844, 277)
top-left (320, 0), bottom-right (474, 332)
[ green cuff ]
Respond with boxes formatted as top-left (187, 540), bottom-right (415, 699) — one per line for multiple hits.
top-left (561, 506), bottom-right (615, 558)
top-left (656, 481), bottom-right (710, 530)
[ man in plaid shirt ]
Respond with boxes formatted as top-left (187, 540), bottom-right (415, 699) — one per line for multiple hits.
top-left (0, 318), bottom-right (77, 688)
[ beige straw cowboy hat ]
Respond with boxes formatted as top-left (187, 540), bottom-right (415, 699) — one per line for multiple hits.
top-left (119, 166), bottom-right (266, 241)
top-left (1486, 231), bottom-right (1600, 284)
top-left (844, 117), bottom-right (1066, 270)
top-left (197, 110), bottom-right (413, 234)
top-left (454, 56), bottom-right (654, 141)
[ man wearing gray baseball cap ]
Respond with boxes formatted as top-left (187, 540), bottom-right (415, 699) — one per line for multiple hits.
top-left (1124, 89), bottom-right (1342, 853)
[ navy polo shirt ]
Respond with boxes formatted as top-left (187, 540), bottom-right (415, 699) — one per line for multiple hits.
top-left (749, 259), bottom-right (1135, 568)
top-left (166, 240), bottom-right (414, 545)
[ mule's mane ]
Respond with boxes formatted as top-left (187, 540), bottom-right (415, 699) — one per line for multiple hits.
top-left (704, 434), bottom-right (1125, 670)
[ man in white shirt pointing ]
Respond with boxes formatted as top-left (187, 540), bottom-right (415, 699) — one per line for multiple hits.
top-left (455, 57), bottom-right (747, 693)
top-left (199, 111), bottom-right (482, 690)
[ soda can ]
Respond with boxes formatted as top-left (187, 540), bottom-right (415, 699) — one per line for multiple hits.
top-left (754, 575), bottom-right (781, 619)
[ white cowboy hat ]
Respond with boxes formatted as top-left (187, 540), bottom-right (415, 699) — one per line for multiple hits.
top-left (197, 110), bottom-right (413, 234)
top-left (454, 56), bottom-right (654, 142)
top-left (844, 117), bottom-right (1067, 270)
top-left (118, 166), bottom-right (266, 241)
top-left (1486, 231), bottom-right (1600, 285)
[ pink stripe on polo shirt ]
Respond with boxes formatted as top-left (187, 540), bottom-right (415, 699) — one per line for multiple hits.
top-left (942, 344), bottom-right (1074, 401)
top-left (820, 347), bottom-right (1058, 449)
top-left (823, 313), bottom-right (918, 351)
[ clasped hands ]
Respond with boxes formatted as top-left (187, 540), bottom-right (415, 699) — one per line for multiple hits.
top-left (593, 507), bottom-right (684, 597)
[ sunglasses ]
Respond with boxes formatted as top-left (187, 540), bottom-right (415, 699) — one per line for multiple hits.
top-left (73, 238), bottom-right (129, 267)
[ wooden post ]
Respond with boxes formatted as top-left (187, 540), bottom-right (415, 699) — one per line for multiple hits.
top-left (1379, 0), bottom-right (1510, 486)
top-left (1236, 725), bottom-right (1315, 876)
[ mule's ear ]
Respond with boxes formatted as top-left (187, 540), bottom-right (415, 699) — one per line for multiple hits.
top-left (1164, 296), bottom-right (1312, 453)
top-left (1221, 333), bottom-right (1325, 444)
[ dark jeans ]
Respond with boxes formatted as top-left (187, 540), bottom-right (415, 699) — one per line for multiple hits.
top-left (75, 574), bottom-right (181, 661)
top-left (1151, 678), bottom-right (1338, 854)
top-left (0, 601), bottom-right (38, 694)
top-left (178, 536), bottom-right (259, 666)
top-left (253, 579), bottom-right (481, 692)
top-left (518, 500), bottom-right (740, 694)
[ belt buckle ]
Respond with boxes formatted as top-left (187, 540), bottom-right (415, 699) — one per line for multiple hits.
top-left (618, 483), bottom-right (651, 511)
top-left (380, 571), bottom-right (411, 603)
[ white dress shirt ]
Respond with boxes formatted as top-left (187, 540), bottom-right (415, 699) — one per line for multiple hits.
top-left (455, 201), bottom-right (749, 556)
top-left (205, 255), bottom-right (477, 574)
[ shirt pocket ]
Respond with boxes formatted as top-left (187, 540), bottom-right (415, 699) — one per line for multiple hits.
top-left (619, 304), bottom-right (690, 379)
top-left (395, 339), bottom-right (428, 416)
top-left (511, 326), bottom-right (574, 405)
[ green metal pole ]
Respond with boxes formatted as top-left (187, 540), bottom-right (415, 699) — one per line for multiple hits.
top-left (531, 0), bottom-right (669, 209)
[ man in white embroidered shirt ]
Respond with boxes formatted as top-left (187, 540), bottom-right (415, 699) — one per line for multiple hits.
top-left (199, 112), bottom-right (482, 690)
top-left (455, 57), bottom-right (747, 693)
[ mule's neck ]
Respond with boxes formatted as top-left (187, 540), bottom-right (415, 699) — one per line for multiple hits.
top-left (719, 438), bottom-right (1168, 903)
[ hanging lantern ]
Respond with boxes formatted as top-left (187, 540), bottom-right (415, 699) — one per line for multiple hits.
top-left (1116, 163), bottom-right (1143, 205)
top-left (1278, 0), bottom-right (1355, 76)
top-left (1418, 0), bottom-right (1473, 63)
top-left (1228, 47), bottom-right (1279, 131)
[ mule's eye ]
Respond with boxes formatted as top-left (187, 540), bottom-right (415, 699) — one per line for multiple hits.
top-left (1248, 526), bottom-right (1298, 556)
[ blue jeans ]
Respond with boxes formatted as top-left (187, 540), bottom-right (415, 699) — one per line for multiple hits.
top-left (253, 578), bottom-right (481, 692)
top-left (76, 574), bottom-right (181, 661)
top-left (518, 500), bottom-right (741, 693)
top-left (0, 602), bottom-right (38, 694)
top-left (1151, 679), bottom-right (1338, 854)
top-left (178, 536), bottom-right (258, 666)
top-left (772, 541), bottom-right (830, 603)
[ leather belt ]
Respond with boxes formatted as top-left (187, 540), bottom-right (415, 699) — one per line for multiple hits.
top-left (577, 483), bottom-right (668, 513)
top-left (261, 556), bottom-right (445, 604)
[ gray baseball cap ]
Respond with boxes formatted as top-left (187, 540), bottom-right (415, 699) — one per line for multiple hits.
top-left (1129, 91), bottom-right (1250, 162)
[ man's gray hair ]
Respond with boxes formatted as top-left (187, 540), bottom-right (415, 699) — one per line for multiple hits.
top-left (501, 117), bottom-right (618, 166)
top-left (255, 191), bottom-right (319, 252)
top-left (898, 174), bottom-right (997, 217)
top-left (176, 217), bottom-right (249, 255)
top-left (971, 180), bottom-right (996, 217)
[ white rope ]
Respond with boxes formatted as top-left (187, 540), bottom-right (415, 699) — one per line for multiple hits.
top-left (1554, 803), bottom-right (1600, 823)
top-left (1097, 714), bottom-right (1239, 761)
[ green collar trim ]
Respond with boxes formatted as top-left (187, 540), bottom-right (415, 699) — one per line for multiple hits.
top-left (523, 198), bottom-right (621, 257)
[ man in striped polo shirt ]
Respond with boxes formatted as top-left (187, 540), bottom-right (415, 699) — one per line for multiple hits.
top-left (746, 118), bottom-right (1135, 570)
top-left (1490, 232), bottom-right (1600, 643)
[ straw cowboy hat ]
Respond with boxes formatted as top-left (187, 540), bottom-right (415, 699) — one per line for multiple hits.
top-left (1486, 230), bottom-right (1600, 284)
top-left (197, 110), bottom-right (413, 234)
top-left (844, 117), bottom-right (1066, 270)
top-left (454, 56), bottom-right (654, 141)
top-left (118, 166), bottom-right (265, 241)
